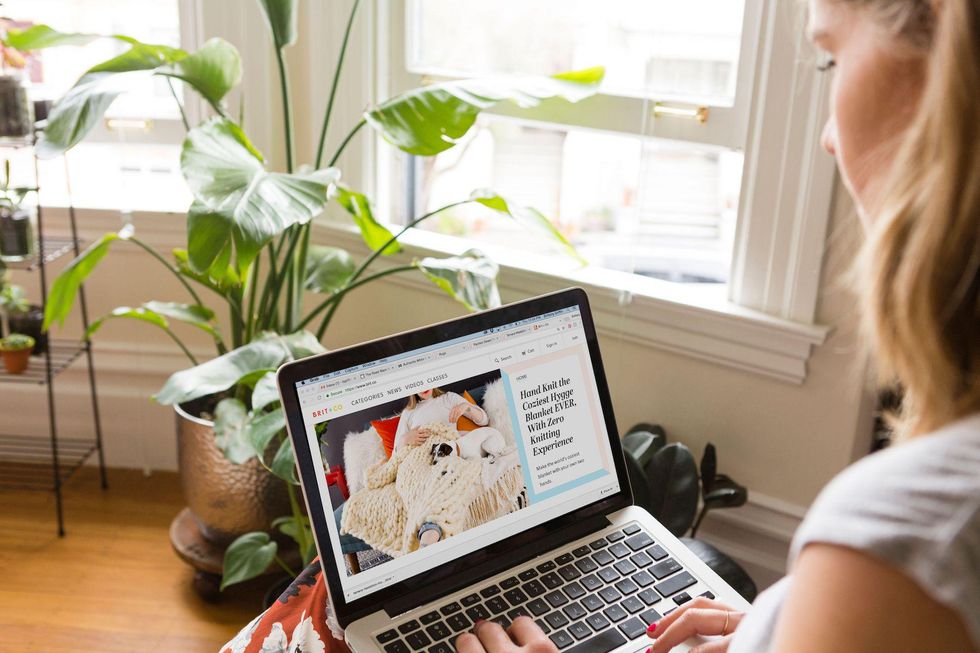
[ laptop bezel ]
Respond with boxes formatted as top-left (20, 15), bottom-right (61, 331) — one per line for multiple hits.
top-left (277, 288), bottom-right (633, 628)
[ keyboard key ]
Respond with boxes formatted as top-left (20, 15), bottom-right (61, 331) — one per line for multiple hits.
top-left (602, 604), bottom-right (628, 623)
top-left (647, 545), bottom-right (669, 561)
top-left (599, 586), bottom-right (622, 604)
top-left (597, 567), bottom-right (619, 583)
top-left (549, 630), bottom-right (574, 649)
top-left (377, 629), bottom-right (399, 643)
top-left (617, 617), bottom-right (646, 640)
top-left (541, 572), bottom-right (564, 590)
top-left (613, 560), bottom-right (637, 576)
top-left (466, 605), bottom-right (490, 622)
top-left (592, 550), bottom-right (614, 566)
top-left (384, 641), bottom-right (409, 653)
top-left (625, 533), bottom-right (654, 551)
top-left (563, 602), bottom-right (588, 621)
top-left (446, 614), bottom-right (471, 632)
top-left (630, 552), bottom-right (653, 568)
top-left (586, 613), bottom-right (610, 632)
top-left (461, 594), bottom-right (481, 607)
top-left (606, 530), bottom-right (625, 542)
top-left (546, 612), bottom-right (570, 629)
top-left (508, 606), bottom-right (531, 620)
top-left (655, 572), bottom-right (697, 598)
top-left (405, 631), bottom-right (432, 650)
top-left (537, 561), bottom-right (557, 573)
top-left (581, 574), bottom-right (603, 591)
top-left (609, 543), bottom-right (631, 558)
top-left (440, 602), bottom-right (461, 616)
top-left (700, 591), bottom-right (716, 600)
top-left (639, 609), bottom-right (663, 626)
top-left (567, 621), bottom-right (592, 640)
top-left (487, 597), bottom-right (509, 615)
top-left (480, 585), bottom-right (501, 598)
top-left (638, 589), bottom-right (659, 605)
top-left (589, 538), bottom-right (608, 550)
top-left (563, 581), bottom-right (586, 600)
top-left (673, 592), bottom-right (692, 606)
top-left (621, 596), bottom-right (645, 614)
top-left (558, 565), bottom-right (581, 582)
top-left (651, 558), bottom-right (682, 580)
top-left (525, 580), bottom-right (547, 598)
top-left (615, 579), bottom-right (638, 595)
top-left (420, 612), bottom-right (440, 625)
top-left (429, 643), bottom-right (453, 653)
top-left (425, 622), bottom-right (451, 641)
top-left (572, 546), bottom-right (592, 558)
top-left (632, 571), bottom-right (655, 588)
top-left (504, 588), bottom-right (529, 606)
top-left (536, 618), bottom-right (552, 634)
top-left (500, 576), bottom-right (520, 589)
top-left (567, 629), bottom-right (626, 653)
top-left (582, 594), bottom-right (604, 612)
top-left (518, 569), bottom-right (538, 581)
top-left (574, 558), bottom-right (598, 573)
top-left (528, 599), bottom-right (550, 616)
top-left (623, 523), bottom-right (641, 535)
top-left (545, 590), bottom-right (569, 608)
top-left (399, 621), bottom-right (421, 634)
top-left (556, 553), bottom-right (575, 565)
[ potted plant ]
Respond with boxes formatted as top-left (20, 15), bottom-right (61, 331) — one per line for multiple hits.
top-left (0, 159), bottom-right (37, 262)
top-left (14, 0), bottom-right (601, 592)
top-left (0, 280), bottom-right (45, 354)
top-left (0, 331), bottom-right (34, 373)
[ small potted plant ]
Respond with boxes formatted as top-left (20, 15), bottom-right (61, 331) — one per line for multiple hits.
top-left (0, 332), bottom-right (34, 373)
top-left (0, 160), bottom-right (36, 262)
top-left (0, 279), bottom-right (44, 353)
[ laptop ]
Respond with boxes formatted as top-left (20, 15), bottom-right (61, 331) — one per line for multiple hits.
top-left (278, 288), bottom-right (750, 653)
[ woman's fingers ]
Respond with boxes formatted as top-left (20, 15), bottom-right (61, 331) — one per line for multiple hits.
top-left (474, 620), bottom-right (514, 651)
top-left (507, 616), bottom-right (551, 648)
top-left (456, 632), bottom-right (486, 653)
top-left (689, 635), bottom-right (734, 653)
top-left (648, 597), bottom-right (732, 635)
top-left (648, 599), bottom-right (744, 653)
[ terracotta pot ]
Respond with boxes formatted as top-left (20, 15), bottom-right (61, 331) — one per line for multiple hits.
top-left (175, 400), bottom-right (291, 546)
top-left (1, 347), bottom-right (31, 374)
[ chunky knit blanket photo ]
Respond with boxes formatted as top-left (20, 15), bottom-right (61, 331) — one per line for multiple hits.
top-left (339, 422), bottom-right (524, 557)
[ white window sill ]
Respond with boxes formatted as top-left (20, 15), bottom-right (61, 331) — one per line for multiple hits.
top-left (315, 221), bottom-right (829, 385)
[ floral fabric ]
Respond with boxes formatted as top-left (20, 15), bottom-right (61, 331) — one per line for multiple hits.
top-left (221, 560), bottom-right (349, 653)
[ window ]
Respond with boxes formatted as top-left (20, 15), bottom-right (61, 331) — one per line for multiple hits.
top-left (2, 0), bottom-right (193, 212)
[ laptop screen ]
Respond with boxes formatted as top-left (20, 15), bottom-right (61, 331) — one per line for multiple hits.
top-left (293, 304), bottom-right (621, 603)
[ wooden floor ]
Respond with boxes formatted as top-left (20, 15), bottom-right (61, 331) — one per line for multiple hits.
top-left (0, 467), bottom-right (268, 652)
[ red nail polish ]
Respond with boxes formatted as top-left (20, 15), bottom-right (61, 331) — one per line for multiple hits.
top-left (647, 622), bottom-right (657, 634)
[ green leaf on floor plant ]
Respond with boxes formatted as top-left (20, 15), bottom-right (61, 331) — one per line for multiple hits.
top-left (251, 372), bottom-right (280, 412)
top-left (44, 228), bottom-right (132, 329)
top-left (330, 185), bottom-right (400, 255)
top-left (365, 67), bottom-right (604, 157)
top-left (243, 407), bottom-right (286, 457)
top-left (472, 190), bottom-right (586, 264)
top-left (85, 305), bottom-right (168, 339)
top-left (181, 117), bottom-right (339, 274)
top-left (304, 245), bottom-right (355, 293)
top-left (172, 248), bottom-right (240, 293)
top-left (221, 531), bottom-right (278, 590)
top-left (415, 249), bottom-right (501, 312)
top-left (256, 0), bottom-right (298, 50)
top-left (158, 37), bottom-right (241, 108)
top-left (269, 436), bottom-right (298, 484)
top-left (3, 25), bottom-right (99, 50)
top-left (85, 301), bottom-right (219, 342)
top-left (214, 398), bottom-right (253, 464)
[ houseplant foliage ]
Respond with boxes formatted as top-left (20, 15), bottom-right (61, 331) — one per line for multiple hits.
top-left (13, 0), bottom-right (603, 587)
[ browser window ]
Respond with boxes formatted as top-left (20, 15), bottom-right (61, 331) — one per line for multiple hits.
top-left (296, 306), bottom-right (621, 602)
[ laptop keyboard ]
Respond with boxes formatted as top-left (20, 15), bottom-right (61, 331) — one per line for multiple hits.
top-left (374, 522), bottom-right (709, 653)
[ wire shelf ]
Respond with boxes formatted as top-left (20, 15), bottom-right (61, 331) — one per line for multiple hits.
top-left (5, 236), bottom-right (82, 272)
top-left (0, 340), bottom-right (87, 385)
top-left (0, 434), bottom-right (97, 491)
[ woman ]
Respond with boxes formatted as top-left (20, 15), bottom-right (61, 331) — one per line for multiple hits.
top-left (459, 0), bottom-right (980, 651)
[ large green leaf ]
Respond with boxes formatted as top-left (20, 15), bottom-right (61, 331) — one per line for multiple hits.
top-left (251, 371), bottom-right (280, 412)
top-left (214, 398), bottom-right (253, 464)
top-left (173, 247), bottom-right (240, 293)
top-left (3, 25), bottom-right (99, 50)
top-left (330, 185), bottom-right (400, 255)
top-left (269, 436), bottom-right (298, 484)
top-left (158, 38), bottom-right (241, 108)
top-left (221, 531), bottom-right (278, 590)
top-left (415, 249), bottom-right (500, 311)
top-left (304, 245), bottom-right (355, 294)
top-left (84, 302), bottom-right (216, 343)
top-left (85, 305), bottom-right (167, 339)
top-left (181, 117), bottom-right (339, 273)
top-left (365, 67), bottom-right (604, 156)
top-left (44, 228), bottom-right (131, 329)
top-left (472, 190), bottom-right (585, 264)
top-left (243, 407), bottom-right (286, 457)
top-left (257, 0), bottom-right (298, 50)
top-left (155, 330), bottom-right (324, 405)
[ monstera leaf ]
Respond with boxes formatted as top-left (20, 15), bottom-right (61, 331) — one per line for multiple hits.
top-left (330, 185), bottom-right (400, 255)
top-left (415, 250), bottom-right (500, 311)
top-left (366, 67), bottom-right (604, 156)
top-left (158, 37), bottom-right (241, 108)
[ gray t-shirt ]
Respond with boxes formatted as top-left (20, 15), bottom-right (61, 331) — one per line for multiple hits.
top-left (730, 413), bottom-right (980, 652)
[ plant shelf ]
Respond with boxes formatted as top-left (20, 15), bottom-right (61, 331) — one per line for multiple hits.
top-left (0, 433), bottom-right (98, 491)
top-left (4, 236), bottom-right (82, 272)
top-left (0, 339), bottom-right (86, 384)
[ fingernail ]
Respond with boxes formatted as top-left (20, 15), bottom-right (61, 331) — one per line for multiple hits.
top-left (474, 619), bottom-right (486, 627)
top-left (647, 622), bottom-right (657, 634)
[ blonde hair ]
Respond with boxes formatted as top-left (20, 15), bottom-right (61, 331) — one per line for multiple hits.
top-left (405, 387), bottom-right (444, 411)
top-left (851, 0), bottom-right (980, 437)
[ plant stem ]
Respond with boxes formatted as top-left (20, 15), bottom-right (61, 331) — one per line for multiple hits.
top-left (274, 48), bottom-right (294, 173)
top-left (298, 264), bottom-right (415, 336)
top-left (274, 554), bottom-right (298, 578)
top-left (292, 223), bottom-right (311, 328)
top-left (245, 255), bottom-right (261, 342)
top-left (128, 236), bottom-right (206, 308)
top-left (164, 326), bottom-right (198, 365)
top-left (328, 118), bottom-right (365, 168)
top-left (286, 481), bottom-right (308, 565)
top-left (258, 245), bottom-right (281, 331)
top-left (228, 291), bottom-right (245, 348)
top-left (279, 227), bottom-right (303, 331)
top-left (166, 78), bottom-right (190, 131)
top-left (315, 0), bottom-right (362, 169)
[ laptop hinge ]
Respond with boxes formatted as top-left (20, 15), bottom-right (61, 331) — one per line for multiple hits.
top-left (383, 512), bottom-right (612, 618)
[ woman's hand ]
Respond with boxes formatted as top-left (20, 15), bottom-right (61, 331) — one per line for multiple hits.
top-left (456, 617), bottom-right (556, 653)
top-left (647, 597), bottom-right (744, 653)
top-left (405, 428), bottom-right (431, 447)
top-left (449, 402), bottom-right (472, 423)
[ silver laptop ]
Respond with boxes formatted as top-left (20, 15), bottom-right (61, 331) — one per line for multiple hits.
top-left (278, 288), bottom-right (749, 653)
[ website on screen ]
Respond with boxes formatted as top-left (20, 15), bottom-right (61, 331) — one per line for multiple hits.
top-left (295, 307), bottom-right (620, 602)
